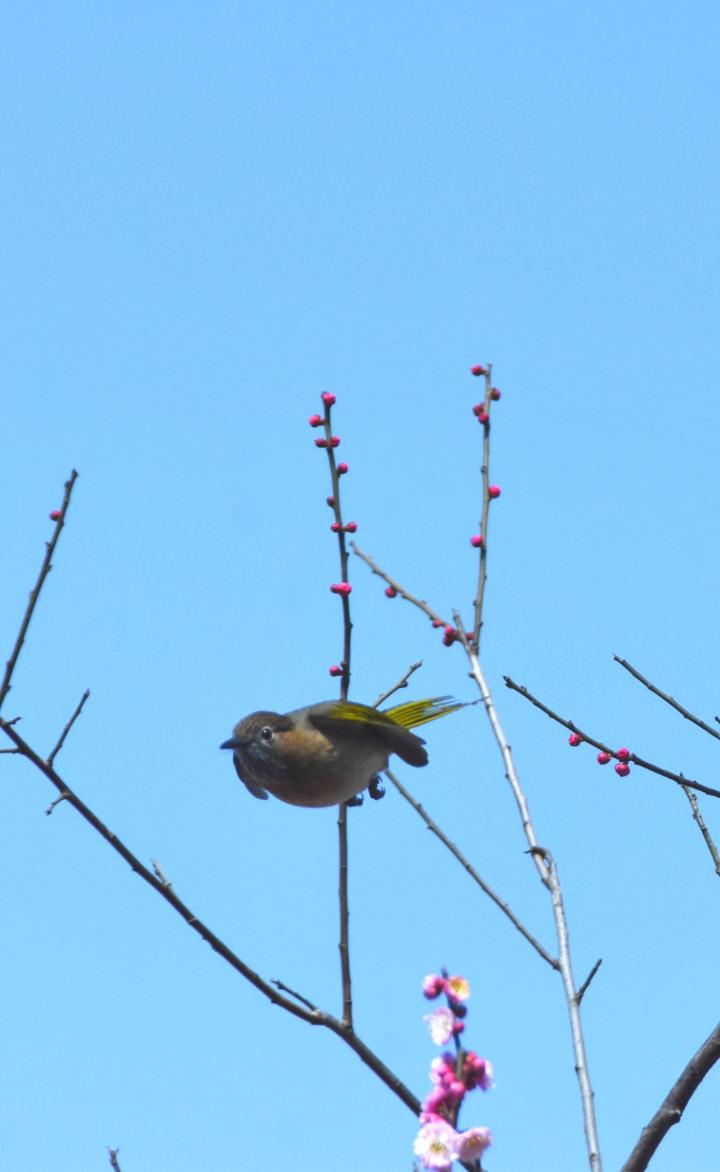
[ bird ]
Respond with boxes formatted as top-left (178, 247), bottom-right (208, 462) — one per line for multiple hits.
top-left (220, 696), bottom-right (466, 808)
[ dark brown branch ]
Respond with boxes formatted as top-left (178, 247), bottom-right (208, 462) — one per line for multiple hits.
top-left (108, 1149), bottom-right (122, 1172)
top-left (0, 717), bottom-right (421, 1115)
top-left (388, 770), bottom-right (558, 969)
top-left (47, 688), bottom-right (90, 766)
top-left (504, 676), bottom-right (720, 800)
top-left (614, 656), bottom-right (720, 743)
top-left (576, 959), bottom-right (603, 1006)
top-left (620, 1021), bottom-right (720, 1172)
top-left (0, 470), bottom-right (78, 711)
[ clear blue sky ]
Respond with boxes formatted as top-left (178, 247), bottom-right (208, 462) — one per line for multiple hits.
top-left (2, 2), bottom-right (720, 1170)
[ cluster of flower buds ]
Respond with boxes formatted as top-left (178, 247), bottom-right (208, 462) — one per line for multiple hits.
top-left (414, 971), bottom-right (493, 1170)
top-left (568, 734), bottom-right (632, 777)
top-left (330, 521), bottom-right (357, 533)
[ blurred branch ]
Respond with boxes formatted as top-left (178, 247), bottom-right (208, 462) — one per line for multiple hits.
top-left (107, 1149), bottom-right (122, 1172)
top-left (0, 470), bottom-right (78, 712)
top-left (471, 363), bottom-right (493, 650)
top-left (620, 1021), bottom-right (720, 1172)
top-left (47, 688), bottom-right (90, 766)
top-left (0, 715), bottom-right (422, 1115)
top-left (373, 660), bottom-right (423, 709)
top-left (387, 769), bottom-right (558, 968)
top-left (614, 656), bottom-right (720, 743)
top-left (504, 676), bottom-right (720, 800)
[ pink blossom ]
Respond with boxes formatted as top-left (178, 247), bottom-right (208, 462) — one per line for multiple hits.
top-left (445, 975), bottom-right (470, 1002)
top-left (414, 1120), bottom-right (458, 1170)
top-left (455, 1127), bottom-right (492, 1160)
top-left (424, 1007), bottom-right (455, 1045)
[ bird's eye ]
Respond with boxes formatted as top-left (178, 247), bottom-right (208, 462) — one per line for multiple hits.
top-left (260, 726), bottom-right (274, 741)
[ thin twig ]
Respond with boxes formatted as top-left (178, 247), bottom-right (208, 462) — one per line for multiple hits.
top-left (387, 769), bottom-right (558, 968)
top-left (614, 656), bottom-right (720, 743)
top-left (504, 676), bottom-right (720, 800)
top-left (620, 1021), bottom-right (720, 1172)
top-left (0, 470), bottom-right (78, 711)
top-left (472, 363), bottom-right (493, 650)
top-left (1, 716), bottom-right (422, 1115)
top-left (272, 979), bottom-right (320, 1012)
top-left (47, 688), bottom-right (90, 766)
top-left (108, 1149), bottom-right (122, 1172)
top-left (318, 394), bottom-right (354, 1027)
top-left (373, 661), bottom-right (423, 709)
top-left (351, 542), bottom-right (450, 631)
top-left (576, 959), bottom-right (603, 1006)
top-left (682, 788), bottom-right (720, 876)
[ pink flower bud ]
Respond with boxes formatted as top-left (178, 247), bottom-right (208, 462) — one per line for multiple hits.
top-left (488, 484), bottom-right (501, 499)
top-left (470, 364), bottom-right (487, 376)
top-left (432, 619), bottom-right (444, 628)
top-left (597, 751), bottom-right (612, 765)
top-left (326, 496), bottom-right (336, 507)
top-left (451, 1017), bottom-right (465, 1035)
top-left (337, 462), bottom-right (349, 475)
top-left (568, 733), bottom-right (582, 747)
top-left (49, 510), bottom-right (61, 521)
top-left (471, 403), bottom-right (485, 417)
top-left (331, 522), bottom-right (341, 532)
top-left (321, 392), bottom-right (336, 406)
top-left (616, 747), bottom-right (630, 762)
top-left (476, 410), bottom-right (489, 425)
top-left (442, 626), bottom-right (456, 646)
top-left (329, 664), bottom-right (344, 677)
top-left (490, 387), bottom-right (502, 400)
top-left (308, 414), bottom-right (323, 427)
top-left (470, 534), bottom-right (484, 548)
top-left (345, 521), bottom-right (357, 533)
top-left (314, 436), bottom-right (340, 448)
top-left (422, 973), bottom-right (445, 999)
top-left (385, 586), bottom-right (397, 598)
top-left (330, 582), bottom-right (352, 596)
top-left (615, 762), bottom-right (631, 777)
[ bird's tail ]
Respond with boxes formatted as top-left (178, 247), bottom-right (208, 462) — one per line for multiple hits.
top-left (383, 696), bottom-right (469, 730)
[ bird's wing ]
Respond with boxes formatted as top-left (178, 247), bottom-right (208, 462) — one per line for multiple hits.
top-left (232, 754), bottom-right (269, 800)
top-left (309, 701), bottom-right (429, 767)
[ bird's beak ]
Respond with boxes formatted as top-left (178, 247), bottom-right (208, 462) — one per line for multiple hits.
top-left (220, 737), bottom-right (248, 751)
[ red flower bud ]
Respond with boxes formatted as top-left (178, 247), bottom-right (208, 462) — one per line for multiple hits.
top-left (321, 392), bottom-right (336, 406)
top-left (615, 762), bottom-right (631, 777)
top-left (442, 625), bottom-right (457, 646)
top-left (490, 386), bottom-right (501, 400)
top-left (337, 462), bottom-right (349, 475)
top-left (470, 364), bottom-right (487, 377)
top-left (331, 522), bottom-right (341, 532)
top-left (616, 747), bottom-right (631, 762)
top-left (488, 484), bottom-right (501, 499)
top-left (470, 534), bottom-right (484, 548)
top-left (476, 410), bottom-right (489, 425)
top-left (385, 586), bottom-right (397, 598)
top-left (472, 403), bottom-right (485, 417)
top-left (330, 582), bottom-right (352, 596)
top-left (329, 664), bottom-right (345, 677)
top-left (315, 436), bottom-right (340, 449)
top-left (49, 510), bottom-right (61, 521)
top-left (597, 751), bottom-right (612, 765)
top-left (568, 733), bottom-right (582, 747)
top-left (308, 414), bottom-right (323, 427)
top-left (345, 521), bottom-right (357, 533)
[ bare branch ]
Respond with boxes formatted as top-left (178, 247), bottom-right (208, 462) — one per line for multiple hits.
top-left (47, 689), bottom-right (90, 766)
top-left (351, 541), bottom-right (450, 631)
top-left (1, 716), bottom-right (422, 1115)
top-left (504, 676), bottom-right (720, 801)
top-left (576, 959), bottom-right (603, 1006)
top-left (0, 470), bottom-right (78, 711)
top-left (681, 788), bottom-right (720, 876)
top-left (387, 769), bottom-right (558, 968)
top-left (620, 1022), bottom-right (720, 1172)
top-left (614, 656), bottom-right (720, 743)
top-left (108, 1149), bottom-right (122, 1172)
top-left (373, 661), bottom-right (423, 709)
